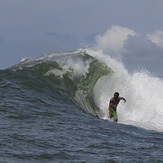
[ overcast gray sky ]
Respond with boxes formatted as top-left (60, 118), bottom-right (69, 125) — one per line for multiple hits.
top-left (0, 0), bottom-right (163, 75)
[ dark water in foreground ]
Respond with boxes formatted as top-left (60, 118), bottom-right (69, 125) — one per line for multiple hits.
top-left (0, 49), bottom-right (163, 162)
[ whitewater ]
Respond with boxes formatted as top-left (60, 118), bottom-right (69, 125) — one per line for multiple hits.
top-left (0, 48), bottom-right (163, 162)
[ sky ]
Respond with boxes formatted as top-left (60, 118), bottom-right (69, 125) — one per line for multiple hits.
top-left (0, 0), bottom-right (163, 75)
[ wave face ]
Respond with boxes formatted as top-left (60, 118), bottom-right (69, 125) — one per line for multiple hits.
top-left (2, 48), bottom-right (163, 132)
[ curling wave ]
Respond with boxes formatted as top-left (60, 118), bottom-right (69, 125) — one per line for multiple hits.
top-left (6, 48), bottom-right (163, 131)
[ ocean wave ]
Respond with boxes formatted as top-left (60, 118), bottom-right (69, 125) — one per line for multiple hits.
top-left (2, 48), bottom-right (163, 132)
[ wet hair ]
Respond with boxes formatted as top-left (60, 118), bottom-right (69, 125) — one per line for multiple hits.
top-left (114, 92), bottom-right (119, 96)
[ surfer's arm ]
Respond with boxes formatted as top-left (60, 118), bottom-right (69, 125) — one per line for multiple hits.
top-left (119, 97), bottom-right (126, 103)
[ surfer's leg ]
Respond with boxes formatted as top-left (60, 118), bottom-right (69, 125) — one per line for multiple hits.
top-left (108, 108), bottom-right (113, 118)
top-left (112, 110), bottom-right (118, 122)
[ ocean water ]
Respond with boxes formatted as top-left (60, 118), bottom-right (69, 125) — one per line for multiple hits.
top-left (0, 49), bottom-right (163, 163)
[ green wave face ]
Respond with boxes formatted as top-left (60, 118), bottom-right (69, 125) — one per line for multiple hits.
top-left (8, 49), bottom-right (112, 117)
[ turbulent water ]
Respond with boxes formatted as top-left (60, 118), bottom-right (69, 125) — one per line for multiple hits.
top-left (0, 49), bottom-right (163, 162)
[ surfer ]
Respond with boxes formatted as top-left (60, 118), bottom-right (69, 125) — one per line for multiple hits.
top-left (108, 92), bottom-right (126, 122)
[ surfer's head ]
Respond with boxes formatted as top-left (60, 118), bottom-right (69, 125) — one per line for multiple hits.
top-left (114, 92), bottom-right (119, 98)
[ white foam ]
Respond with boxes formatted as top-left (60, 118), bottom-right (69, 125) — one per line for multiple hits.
top-left (89, 49), bottom-right (163, 132)
top-left (120, 71), bottom-right (163, 131)
top-left (44, 54), bottom-right (91, 78)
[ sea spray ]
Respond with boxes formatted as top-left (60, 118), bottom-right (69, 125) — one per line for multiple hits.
top-left (121, 71), bottom-right (163, 130)
top-left (89, 49), bottom-right (163, 131)
top-left (94, 70), bottom-right (163, 131)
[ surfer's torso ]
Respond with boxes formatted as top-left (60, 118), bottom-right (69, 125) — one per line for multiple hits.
top-left (109, 97), bottom-right (121, 110)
